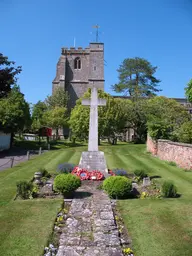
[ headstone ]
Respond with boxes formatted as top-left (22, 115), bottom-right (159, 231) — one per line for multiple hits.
top-left (143, 177), bottom-right (151, 186)
top-left (79, 87), bottom-right (108, 175)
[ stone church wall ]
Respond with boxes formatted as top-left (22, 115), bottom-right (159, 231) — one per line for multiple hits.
top-left (147, 135), bottom-right (192, 170)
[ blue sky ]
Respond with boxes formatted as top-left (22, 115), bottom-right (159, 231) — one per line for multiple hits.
top-left (1, 0), bottom-right (192, 104)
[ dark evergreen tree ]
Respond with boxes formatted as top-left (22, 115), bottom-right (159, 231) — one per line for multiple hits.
top-left (0, 53), bottom-right (22, 98)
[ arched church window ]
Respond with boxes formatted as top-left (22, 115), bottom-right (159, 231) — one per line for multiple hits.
top-left (74, 57), bottom-right (81, 69)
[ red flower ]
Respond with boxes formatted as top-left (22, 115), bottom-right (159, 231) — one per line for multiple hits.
top-left (108, 170), bottom-right (116, 176)
top-left (72, 167), bottom-right (104, 181)
top-left (90, 170), bottom-right (104, 180)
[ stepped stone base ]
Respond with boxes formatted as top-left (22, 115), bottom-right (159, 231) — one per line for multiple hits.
top-left (79, 151), bottom-right (108, 176)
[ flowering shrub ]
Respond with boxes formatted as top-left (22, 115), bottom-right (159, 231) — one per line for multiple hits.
top-left (112, 169), bottom-right (128, 177)
top-left (57, 163), bottom-right (75, 174)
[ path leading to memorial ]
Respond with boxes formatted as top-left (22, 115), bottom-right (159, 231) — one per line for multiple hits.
top-left (57, 182), bottom-right (124, 256)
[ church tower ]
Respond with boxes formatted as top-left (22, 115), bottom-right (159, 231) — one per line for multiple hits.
top-left (52, 43), bottom-right (104, 109)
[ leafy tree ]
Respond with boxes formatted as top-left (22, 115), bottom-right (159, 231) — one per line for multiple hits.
top-left (0, 85), bottom-right (31, 134)
top-left (112, 57), bottom-right (161, 99)
top-left (69, 100), bottom-right (89, 142)
top-left (43, 107), bottom-right (68, 139)
top-left (147, 96), bottom-right (190, 140)
top-left (173, 121), bottom-right (192, 144)
top-left (100, 97), bottom-right (129, 144)
top-left (69, 89), bottom-right (128, 144)
top-left (31, 101), bottom-right (47, 132)
top-left (185, 79), bottom-right (192, 103)
top-left (45, 87), bottom-right (69, 109)
top-left (123, 99), bottom-right (148, 142)
top-left (0, 53), bottom-right (22, 98)
top-left (32, 101), bottom-right (47, 120)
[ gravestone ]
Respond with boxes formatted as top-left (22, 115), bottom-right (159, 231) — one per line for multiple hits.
top-left (79, 87), bottom-right (108, 175)
top-left (143, 177), bottom-right (151, 186)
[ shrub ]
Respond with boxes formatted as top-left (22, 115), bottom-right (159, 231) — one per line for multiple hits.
top-left (112, 169), bottom-right (128, 177)
top-left (167, 161), bottom-right (177, 167)
top-left (134, 169), bottom-right (148, 179)
top-left (174, 121), bottom-right (192, 144)
top-left (162, 181), bottom-right (177, 198)
top-left (54, 174), bottom-right (81, 196)
top-left (103, 176), bottom-right (132, 199)
top-left (57, 163), bottom-right (75, 174)
top-left (16, 181), bottom-right (33, 199)
top-left (31, 184), bottom-right (39, 198)
top-left (39, 168), bottom-right (51, 178)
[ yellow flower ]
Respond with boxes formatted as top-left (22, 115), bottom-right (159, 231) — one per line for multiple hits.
top-left (123, 247), bottom-right (133, 255)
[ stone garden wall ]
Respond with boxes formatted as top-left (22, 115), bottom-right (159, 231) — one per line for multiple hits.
top-left (147, 135), bottom-right (192, 170)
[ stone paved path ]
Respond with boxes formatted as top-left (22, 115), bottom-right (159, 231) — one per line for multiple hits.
top-left (57, 182), bottom-right (123, 256)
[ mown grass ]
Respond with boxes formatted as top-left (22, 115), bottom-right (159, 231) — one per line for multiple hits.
top-left (108, 144), bottom-right (192, 256)
top-left (0, 142), bottom-right (192, 255)
top-left (0, 143), bottom-right (85, 256)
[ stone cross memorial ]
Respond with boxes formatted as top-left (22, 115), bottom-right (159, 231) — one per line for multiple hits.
top-left (79, 87), bottom-right (108, 174)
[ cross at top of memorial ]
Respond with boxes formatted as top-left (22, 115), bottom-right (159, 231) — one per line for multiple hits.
top-left (82, 87), bottom-right (106, 151)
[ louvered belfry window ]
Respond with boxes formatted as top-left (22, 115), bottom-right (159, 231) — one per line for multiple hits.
top-left (74, 57), bottom-right (81, 69)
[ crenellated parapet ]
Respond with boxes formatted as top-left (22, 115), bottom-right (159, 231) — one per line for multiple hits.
top-left (61, 47), bottom-right (90, 55)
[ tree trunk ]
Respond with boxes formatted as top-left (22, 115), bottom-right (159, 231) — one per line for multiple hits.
top-left (56, 128), bottom-right (59, 140)
top-left (108, 137), bottom-right (112, 144)
top-left (98, 136), bottom-right (101, 145)
top-left (10, 133), bottom-right (14, 148)
top-left (72, 137), bottom-right (76, 145)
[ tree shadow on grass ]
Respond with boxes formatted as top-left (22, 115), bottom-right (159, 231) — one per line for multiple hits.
top-left (150, 175), bottom-right (162, 180)
top-left (50, 142), bottom-right (86, 150)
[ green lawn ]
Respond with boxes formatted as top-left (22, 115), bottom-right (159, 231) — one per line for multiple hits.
top-left (0, 144), bottom-right (85, 256)
top-left (0, 142), bottom-right (192, 255)
top-left (109, 144), bottom-right (192, 256)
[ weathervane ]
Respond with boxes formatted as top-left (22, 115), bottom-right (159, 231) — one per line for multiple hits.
top-left (92, 24), bottom-right (100, 42)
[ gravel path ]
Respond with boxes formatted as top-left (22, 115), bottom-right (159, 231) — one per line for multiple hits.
top-left (56, 182), bottom-right (124, 256)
